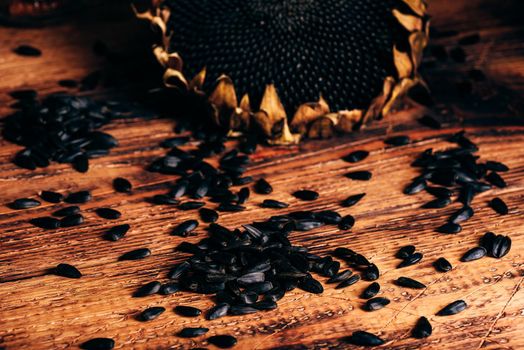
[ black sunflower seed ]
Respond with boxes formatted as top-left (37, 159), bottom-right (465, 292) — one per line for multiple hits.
top-left (13, 45), bottom-right (42, 57)
top-left (40, 191), bottom-right (64, 203)
top-left (13, 152), bottom-right (36, 170)
top-left (397, 253), bottom-right (423, 268)
top-left (228, 305), bottom-right (258, 315)
top-left (460, 246), bottom-right (487, 262)
top-left (345, 171), bottom-right (372, 181)
top-left (433, 257), bottom-right (452, 272)
top-left (436, 300), bottom-right (467, 316)
top-left (103, 224), bottom-right (130, 241)
top-left (343, 150), bottom-right (369, 163)
top-left (173, 220), bottom-right (199, 236)
top-left (170, 181), bottom-right (188, 199)
top-left (412, 316), bottom-right (432, 338)
top-left (341, 193), bottom-right (366, 207)
top-left (152, 194), bottom-right (179, 205)
top-left (52, 206), bottom-right (80, 217)
top-left (73, 154), bottom-right (89, 173)
top-left (385, 135), bottom-right (410, 146)
top-left (485, 161), bottom-right (509, 172)
top-left (362, 264), bottom-right (379, 281)
top-left (491, 235), bottom-right (512, 258)
top-left (159, 282), bottom-right (180, 295)
top-left (436, 222), bottom-right (462, 234)
top-left (485, 172), bottom-right (507, 188)
top-left (30, 217), bottom-right (60, 229)
top-left (449, 206), bottom-right (474, 224)
top-left (9, 89), bottom-right (37, 100)
top-left (133, 281), bottom-right (161, 297)
top-left (58, 79), bottom-right (78, 88)
top-left (178, 327), bottom-right (209, 338)
top-left (458, 185), bottom-right (475, 205)
top-left (60, 214), bottom-right (84, 227)
top-left (426, 186), bottom-right (453, 198)
top-left (80, 338), bottom-right (115, 350)
top-left (346, 330), bottom-right (384, 346)
top-left (179, 201), bottom-right (205, 210)
top-left (327, 270), bottom-right (353, 284)
top-left (199, 208), bottom-right (219, 223)
top-left (404, 178), bottom-right (427, 195)
top-left (253, 300), bottom-right (278, 310)
top-left (336, 274), bottom-right (360, 289)
top-left (207, 335), bottom-right (237, 349)
top-left (396, 245), bottom-right (416, 259)
top-left (217, 203), bottom-right (246, 212)
top-left (338, 215), bottom-right (355, 230)
top-left (174, 305), bottom-right (202, 317)
top-left (294, 219), bottom-right (323, 231)
top-left (489, 197), bottom-right (508, 215)
top-left (118, 248), bottom-right (151, 261)
top-left (168, 261), bottom-right (191, 279)
top-left (237, 187), bottom-right (250, 204)
top-left (394, 277), bottom-right (426, 289)
top-left (254, 178), bottom-right (272, 194)
top-left (298, 277), bottom-right (323, 294)
top-left (292, 190), bottom-right (319, 201)
top-left (361, 282), bottom-right (380, 299)
top-left (65, 191), bottom-right (92, 204)
top-left (364, 297), bottom-right (390, 311)
top-left (113, 177), bottom-right (132, 193)
top-left (261, 199), bottom-right (289, 208)
top-left (418, 115), bottom-right (442, 129)
top-left (54, 263), bottom-right (82, 279)
top-left (237, 272), bottom-right (265, 285)
top-left (206, 303), bottom-right (230, 320)
top-left (139, 306), bottom-right (165, 321)
top-left (421, 197), bottom-right (452, 209)
top-left (9, 198), bottom-right (41, 210)
top-left (161, 136), bottom-right (190, 148)
top-left (95, 208), bottom-right (121, 220)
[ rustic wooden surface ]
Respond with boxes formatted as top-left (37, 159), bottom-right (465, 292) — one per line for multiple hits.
top-left (1, 1), bottom-right (523, 349)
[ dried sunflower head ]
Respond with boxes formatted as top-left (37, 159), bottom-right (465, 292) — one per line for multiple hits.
top-left (135, 0), bottom-right (429, 144)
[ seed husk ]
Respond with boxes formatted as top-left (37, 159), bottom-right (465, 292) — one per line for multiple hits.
top-left (433, 257), bottom-right (452, 272)
top-left (80, 338), bottom-right (115, 350)
top-left (60, 214), bottom-right (84, 227)
top-left (485, 172), bottom-right (507, 188)
top-left (336, 274), bottom-right (360, 289)
top-left (397, 252), bottom-right (423, 268)
top-left (436, 222), bottom-right (462, 234)
top-left (179, 201), bottom-right (205, 210)
top-left (292, 190), bottom-right (319, 201)
top-left (113, 177), bottom-right (132, 193)
top-left (363, 297), bottom-right (390, 311)
top-left (173, 220), bottom-right (199, 236)
top-left (385, 135), bottom-right (410, 146)
top-left (65, 191), bottom-right (92, 204)
top-left (103, 224), bottom-right (130, 241)
top-left (254, 178), bottom-right (272, 194)
top-left (174, 305), bottom-right (202, 317)
top-left (118, 248), bottom-right (151, 261)
top-left (460, 246), bottom-right (487, 262)
top-left (412, 316), bottom-right (432, 338)
top-left (436, 300), bottom-right (467, 316)
top-left (206, 303), bottom-right (230, 320)
top-left (361, 282), bottom-right (380, 299)
top-left (343, 150), bottom-right (369, 163)
top-left (30, 217), bottom-right (60, 229)
top-left (341, 193), bottom-right (366, 207)
top-left (207, 335), bottom-right (237, 348)
top-left (421, 197), bottom-right (452, 209)
top-left (40, 191), bottom-right (64, 203)
top-left (396, 245), bottom-right (415, 259)
top-left (338, 215), bottom-right (355, 230)
top-left (345, 171), bottom-right (372, 181)
top-left (261, 199), bottom-right (289, 209)
top-left (489, 197), bottom-right (508, 215)
top-left (139, 306), bottom-right (165, 321)
top-left (346, 331), bottom-right (385, 346)
top-left (133, 281), bottom-right (161, 297)
top-left (449, 206), bottom-right (473, 224)
top-left (178, 327), bottom-right (209, 338)
top-left (13, 45), bottom-right (42, 57)
top-left (95, 208), bottom-right (121, 220)
top-left (199, 208), bottom-right (219, 223)
top-left (9, 198), bottom-right (41, 210)
top-left (54, 263), bottom-right (82, 279)
top-left (394, 277), bottom-right (426, 289)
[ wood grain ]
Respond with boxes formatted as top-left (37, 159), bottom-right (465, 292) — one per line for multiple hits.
top-left (1, 1), bottom-right (523, 349)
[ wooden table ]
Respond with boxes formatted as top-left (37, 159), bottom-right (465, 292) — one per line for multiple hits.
top-left (1, 1), bottom-right (523, 349)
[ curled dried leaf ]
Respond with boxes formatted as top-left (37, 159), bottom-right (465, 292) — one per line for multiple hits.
top-left (335, 110), bottom-right (363, 132)
top-left (362, 76), bottom-right (395, 123)
top-left (163, 68), bottom-right (188, 89)
top-left (401, 0), bottom-right (427, 17)
top-left (290, 96), bottom-right (330, 134)
top-left (393, 9), bottom-right (423, 32)
top-left (394, 46), bottom-right (413, 79)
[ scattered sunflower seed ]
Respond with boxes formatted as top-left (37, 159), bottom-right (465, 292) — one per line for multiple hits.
top-left (343, 150), bottom-right (369, 163)
top-left (412, 316), bottom-right (432, 338)
top-left (40, 191), bottom-right (64, 203)
top-left (172, 220), bottom-right (199, 237)
top-left (30, 217), bottom-right (60, 229)
top-left (361, 282), bottom-right (380, 299)
top-left (292, 190), bottom-right (319, 201)
top-left (174, 305), bottom-right (202, 317)
top-left (178, 327), bottom-right (209, 338)
top-left (397, 252), bottom-right (423, 268)
top-left (363, 297), bottom-right (390, 311)
top-left (341, 193), bottom-right (366, 207)
top-left (436, 300), bottom-right (467, 316)
top-left (254, 178), bottom-right (272, 194)
top-left (345, 171), bottom-right (372, 181)
top-left (394, 277), bottom-right (426, 289)
top-left (385, 135), bottom-right (410, 146)
top-left (346, 331), bottom-right (385, 346)
top-left (396, 245), bottom-right (415, 259)
top-left (436, 222), bottom-right (462, 234)
top-left (52, 206), bottom-right (80, 217)
top-left (139, 306), bottom-right (165, 321)
top-left (9, 198), bottom-right (41, 210)
top-left (489, 197), bottom-right (508, 215)
top-left (60, 214), bottom-right (84, 227)
top-left (119, 248), bottom-right (151, 261)
top-left (65, 191), bottom-right (92, 204)
top-left (103, 224), bottom-right (130, 241)
top-left (338, 215), bottom-right (355, 230)
top-left (207, 335), bottom-right (237, 349)
top-left (80, 338), bottom-right (115, 350)
top-left (336, 274), bottom-right (360, 289)
top-left (449, 206), bottom-right (473, 224)
top-left (460, 246), bottom-right (487, 262)
top-left (199, 208), bottom-right (219, 223)
top-left (13, 44), bottom-right (42, 57)
top-left (133, 281), bottom-right (161, 297)
top-left (261, 199), bottom-right (289, 209)
top-left (113, 177), bottom-right (132, 193)
top-left (95, 208), bottom-right (121, 220)
top-left (433, 257), bottom-right (452, 272)
top-left (54, 263), bottom-right (82, 279)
